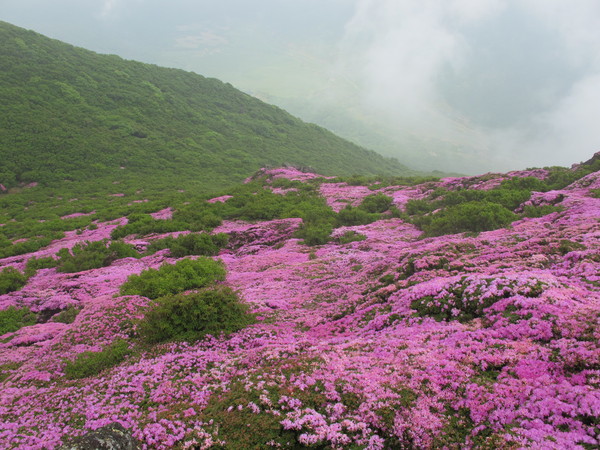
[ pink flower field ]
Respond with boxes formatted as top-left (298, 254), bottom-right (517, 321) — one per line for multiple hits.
top-left (0, 166), bottom-right (599, 449)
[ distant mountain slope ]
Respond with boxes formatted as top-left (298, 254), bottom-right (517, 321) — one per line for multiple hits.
top-left (0, 21), bottom-right (412, 190)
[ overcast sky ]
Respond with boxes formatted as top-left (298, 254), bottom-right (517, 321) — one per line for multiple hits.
top-left (3, 0), bottom-right (600, 172)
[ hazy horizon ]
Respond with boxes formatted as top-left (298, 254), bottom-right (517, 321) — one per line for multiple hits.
top-left (3, 0), bottom-right (600, 174)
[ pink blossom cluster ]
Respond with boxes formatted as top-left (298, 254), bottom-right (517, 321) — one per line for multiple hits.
top-left (255, 167), bottom-right (327, 182)
top-left (150, 208), bottom-right (174, 220)
top-left (0, 166), bottom-right (599, 448)
top-left (206, 195), bottom-right (232, 204)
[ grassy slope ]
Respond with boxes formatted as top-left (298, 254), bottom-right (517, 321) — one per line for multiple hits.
top-left (0, 21), bottom-right (411, 192)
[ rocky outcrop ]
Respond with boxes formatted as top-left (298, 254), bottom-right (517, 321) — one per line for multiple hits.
top-left (60, 423), bottom-right (141, 450)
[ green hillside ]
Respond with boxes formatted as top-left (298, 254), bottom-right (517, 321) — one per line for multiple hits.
top-left (0, 21), bottom-right (411, 191)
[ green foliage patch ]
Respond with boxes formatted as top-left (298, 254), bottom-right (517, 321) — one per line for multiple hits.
top-left (110, 214), bottom-right (199, 239)
top-left (145, 233), bottom-right (228, 257)
top-left (557, 239), bottom-right (587, 255)
top-left (402, 175), bottom-right (576, 236)
top-left (359, 193), bottom-right (393, 213)
top-left (0, 21), bottom-right (408, 192)
top-left (0, 267), bottom-right (28, 295)
top-left (521, 205), bottom-right (564, 218)
top-left (119, 257), bottom-right (226, 299)
top-left (137, 286), bottom-right (254, 344)
top-left (336, 206), bottom-right (380, 226)
top-left (0, 306), bottom-right (37, 335)
top-left (416, 201), bottom-right (517, 237)
top-left (56, 240), bottom-right (139, 273)
top-left (24, 256), bottom-right (59, 278)
top-left (411, 277), bottom-right (546, 323)
top-left (53, 306), bottom-right (80, 324)
top-left (64, 338), bottom-right (131, 379)
top-left (334, 230), bottom-right (367, 244)
top-left (201, 382), bottom-right (299, 448)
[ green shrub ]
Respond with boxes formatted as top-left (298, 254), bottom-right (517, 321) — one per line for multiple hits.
top-left (24, 256), bottom-right (58, 278)
top-left (521, 205), bottom-right (563, 218)
top-left (336, 206), bottom-right (380, 226)
top-left (0, 237), bottom-right (55, 259)
top-left (334, 230), bottom-right (367, 244)
top-left (0, 267), bottom-right (28, 295)
top-left (146, 233), bottom-right (228, 257)
top-left (119, 257), bottom-right (226, 299)
top-left (557, 239), bottom-right (586, 255)
top-left (137, 286), bottom-right (254, 343)
top-left (0, 306), bottom-right (37, 335)
top-left (171, 205), bottom-right (223, 230)
top-left (483, 189), bottom-right (532, 210)
top-left (359, 194), bottom-right (393, 213)
top-left (56, 240), bottom-right (139, 273)
top-left (64, 338), bottom-right (131, 379)
top-left (499, 176), bottom-right (548, 192)
top-left (422, 201), bottom-right (516, 236)
top-left (110, 215), bottom-right (193, 239)
top-left (295, 223), bottom-right (333, 246)
top-left (389, 206), bottom-right (409, 220)
top-left (53, 306), bottom-right (80, 324)
top-left (405, 199), bottom-right (437, 216)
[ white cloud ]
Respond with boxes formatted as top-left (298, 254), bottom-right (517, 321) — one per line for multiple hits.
top-left (175, 32), bottom-right (228, 49)
top-left (100, 0), bottom-right (119, 18)
top-left (334, 0), bottom-right (600, 169)
top-left (99, 0), bottom-right (144, 19)
top-left (492, 74), bottom-right (600, 167)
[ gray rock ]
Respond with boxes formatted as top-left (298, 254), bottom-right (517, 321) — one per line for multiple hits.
top-left (60, 423), bottom-right (141, 450)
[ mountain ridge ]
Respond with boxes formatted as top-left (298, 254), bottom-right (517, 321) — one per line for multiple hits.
top-left (0, 20), bottom-right (412, 192)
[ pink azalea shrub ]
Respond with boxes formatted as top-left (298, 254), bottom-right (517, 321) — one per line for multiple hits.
top-left (0, 164), bottom-right (598, 448)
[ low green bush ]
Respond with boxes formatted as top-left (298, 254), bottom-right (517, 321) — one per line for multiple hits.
top-left (137, 286), bottom-right (254, 343)
top-left (53, 306), bottom-right (80, 324)
top-left (557, 239), bottom-right (586, 255)
top-left (359, 194), bottom-right (393, 213)
top-left (0, 306), bottom-right (37, 335)
top-left (405, 199), bottom-right (437, 216)
top-left (421, 201), bottom-right (516, 236)
top-left (119, 257), bottom-right (226, 299)
top-left (334, 230), bottom-right (367, 244)
top-left (64, 338), bottom-right (131, 379)
top-left (111, 215), bottom-right (195, 239)
top-left (521, 205), bottom-right (563, 218)
top-left (24, 256), bottom-right (58, 278)
top-left (0, 267), bottom-right (28, 295)
top-left (146, 233), bottom-right (228, 257)
top-left (336, 206), bottom-right (380, 226)
top-left (56, 240), bottom-right (139, 273)
top-left (0, 236), bottom-right (55, 259)
top-left (294, 223), bottom-right (333, 246)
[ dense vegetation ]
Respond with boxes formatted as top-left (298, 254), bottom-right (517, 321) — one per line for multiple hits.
top-left (64, 339), bottom-right (131, 379)
top-left (138, 286), bottom-right (253, 344)
top-left (55, 240), bottom-right (139, 273)
top-left (119, 257), bottom-right (226, 299)
top-left (0, 267), bottom-right (28, 295)
top-left (1, 158), bottom-right (599, 448)
top-left (145, 232), bottom-right (229, 257)
top-left (0, 306), bottom-right (36, 335)
top-left (402, 165), bottom-right (600, 236)
top-left (0, 20), bottom-right (409, 192)
top-left (0, 20), bottom-right (417, 261)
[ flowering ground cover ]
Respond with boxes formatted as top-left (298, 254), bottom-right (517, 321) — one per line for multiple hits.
top-left (0, 164), bottom-right (599, 449)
